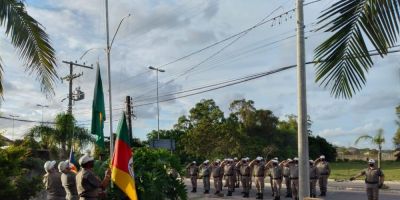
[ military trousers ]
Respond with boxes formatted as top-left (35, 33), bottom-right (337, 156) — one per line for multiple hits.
top-left (203, 176), bottom-right (210, 191)
top-left (310, 179), bottom-right (317, 197)
top-left (213, 177), bottom-right (221, 192)
top-left (284, 176), bottom-right (292, 195)
top-left (235, 172), bottom-right (241, 187)
top-left (255, 176), bottom-right (265, 193)
top-left (191, 176), bottom-right (197, 189)
top-left (319, 175), bottom-right (329, 193)
top-left (224, 175), bottom-right (228, 187)
top-left (270, 176), bottom-right (274, 194)
top-left (272, 178), bottom-right (282, 197)
top-left (241, 176), bottom-right (251, 193)
top-left (226, 175), bottom-right (235, 192)
top-left (366, 184), bottom-right (379, 200)
top-left (291, 179), bottom-right (299, 199)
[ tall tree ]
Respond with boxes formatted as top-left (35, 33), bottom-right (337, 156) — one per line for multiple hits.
top-left (315, 0), bottom-right (400, 98)
top-left (27, 112), bottom-right (94, 158)
top-left (0, 0), bottom-right (57, 96)
top-left (355, 129), bottom-right (385, 168)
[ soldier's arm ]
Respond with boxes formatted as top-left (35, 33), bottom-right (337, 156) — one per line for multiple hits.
top-left (235, 161), bottom-right (242, 168)
top-left (350, 170), bottom-right (365, 181)
top-left (249, 160), bottom-right (256, 167)
top-left (314, 158), bottom-right (321, 164)
top-left (264, 160), bottom-right (272, 168)
top-left (379, 169), bottom-right (385, 186)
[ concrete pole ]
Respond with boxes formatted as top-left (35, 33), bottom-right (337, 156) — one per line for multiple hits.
top-left (105, 0), bottom-right (114, 167)
top-left (296, 0), bottom-right (310, 199)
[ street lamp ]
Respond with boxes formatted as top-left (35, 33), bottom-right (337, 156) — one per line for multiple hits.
top-left (36, 104), bottom-right (49, 125)
top-left (9, 114), bottom-right (19, 140)
top-left (148, 66), bottom-right (165, 140)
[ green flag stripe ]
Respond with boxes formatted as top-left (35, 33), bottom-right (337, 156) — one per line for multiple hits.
top-left (116, 113), bottom-right (130, 146)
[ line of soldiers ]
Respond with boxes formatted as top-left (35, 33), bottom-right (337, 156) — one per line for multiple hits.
top-left (42, 154), bottom-right (112, 200)
top-left (186, 155), bottom-right (331, 200)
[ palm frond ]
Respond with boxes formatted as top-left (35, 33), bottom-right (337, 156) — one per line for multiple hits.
top-left (314, 0), bottom-right (400, 99)
top-left (374, 128), bottom-right (385, 144)
top-left (0, 0), bottom-right (57, 96)
top-left (354, 134), bottom-right (372, 145)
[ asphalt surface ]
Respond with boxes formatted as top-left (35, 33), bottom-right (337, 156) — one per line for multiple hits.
top-left (185, 179), bottom-right (400, 200)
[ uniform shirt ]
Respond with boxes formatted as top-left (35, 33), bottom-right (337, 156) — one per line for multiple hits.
top-left (224, 164), bottom-right (234, 176)
top-left (61, 171), bottom-right (78, 200)
top-left (188, 165), bottom-right (199, 176)
top-left (201, 165), bottom-right (211, 177)
top-left (43, 171), bottom-right (66, 200)
top-left (240, 164), bottom-right (251, 176)
top-left (316, 161), bottom-right (330, 176)
top-left (309, 165), bottom-right (318, 179)
top-left (359, 167), bottom-right (384, 184)
top-left (268, 165), bottom-right (282, 179)
top-left (253, 164), bottom-right (265, 177)
top-left (76, 168), bottom-right (102, 198)
top-left (212, 165), bottom-right (222, 178)
top-left (289, 164), bottom-right (299, 179)
top-left (283, 166), bottom-right (290, 177)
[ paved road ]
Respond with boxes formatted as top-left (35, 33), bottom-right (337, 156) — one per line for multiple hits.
top-left (185, 179), bottom-right (400, 200)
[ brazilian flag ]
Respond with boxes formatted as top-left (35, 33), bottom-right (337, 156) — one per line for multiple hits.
top-left (91, 64), bottom-right (106, 149)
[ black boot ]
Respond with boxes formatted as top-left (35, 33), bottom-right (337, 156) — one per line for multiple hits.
top-left (192, 188), bottom-right (196, 193)
top-left (256, 193), bottom-right (261, 199)
top-left (204, 190), bottom-right (209, 194)
top-left (276, 196), bottom-right (280, 200)
top-left (227, 191), bottom-right (232, 196)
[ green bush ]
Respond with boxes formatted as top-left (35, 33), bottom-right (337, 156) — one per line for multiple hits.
top-left (133, 147), bottom-right (187, 200)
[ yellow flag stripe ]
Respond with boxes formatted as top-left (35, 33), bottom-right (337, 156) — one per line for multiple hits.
top-left (111, 166), bottom-right (138, 200)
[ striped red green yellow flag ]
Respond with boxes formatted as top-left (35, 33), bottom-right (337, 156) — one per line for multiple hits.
top-left (111, 112), bottom-right (138, 200)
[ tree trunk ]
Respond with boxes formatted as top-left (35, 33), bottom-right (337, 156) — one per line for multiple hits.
top-left (378, 145), bottom-right (382, 168)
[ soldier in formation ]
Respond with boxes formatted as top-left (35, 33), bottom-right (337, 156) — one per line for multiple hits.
top-left (43, 160), bottom-right (66, 200)
top-left (249, 157), bottom-right (266, 199)
top-left (221, 158), bottom-right (236, 196)
top-left (265, 159), bottom-right (282, 200)
top-left (281, 158), bottom-right (292, 198)
top-left (186, 161), bottom-right (199, 193)
top-left (315, 155), bottom-right (330, 196)
top-left (236, 157), bottom-right (251, 198)
top-left (309, 160), bottom-right (319, 198)
top-left (199, 160), bottom-right (211, 194)
top-left (58, 161), bottom-right (78, 200)
top-left (350, 159), bottom-right (385, 200)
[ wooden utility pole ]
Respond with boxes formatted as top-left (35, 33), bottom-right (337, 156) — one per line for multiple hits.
top-left (296, 0), bottom-right (310, 199)
top-left (61, 61), bottom-right (93, 115)
top-left (125, 96), bottom-right (133, 144)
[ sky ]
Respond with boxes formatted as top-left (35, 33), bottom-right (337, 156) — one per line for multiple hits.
top-left (0, 0), bottom-right (399, 150)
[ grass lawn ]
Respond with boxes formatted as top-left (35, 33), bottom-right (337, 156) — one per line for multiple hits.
top-left (330, 161), bottom-right (400, 181)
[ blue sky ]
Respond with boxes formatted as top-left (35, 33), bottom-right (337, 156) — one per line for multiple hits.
top-left (0, 0), bottom-right (399, 150)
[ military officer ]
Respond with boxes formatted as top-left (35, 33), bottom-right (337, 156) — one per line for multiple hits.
top-left (221, 158), bottom-right (235, 196)
top-left (315, 155), bottom-right (331, 196)
top-left (350, 159), bottom-right (385, 200)
top-left (309, 160), bottom-right (319, 198)
top-left (236, 158), bottom-right (251, 198)
top-left (281, 158), bottom-right (292, 198)
top-left (212, 159), bottom-right (223, 195)
top-left (43, 160), bottom-right (66, 200)
top-left (186, 161), bottom-right (199, 193)
top-left (282, 157), bottom-right (299, 200)
top-left (234, 157), bottom-right (240, 188)
top-left (250, 156), bottom-right (266, 199)
top-left (199, 160), bottom-right (211, 194)
top-left (76, 154), bottom-right (111, 200)
top-left (266, 159), bottom-right (283, 200)
top-left (59, 161), bottom-right (78, 200)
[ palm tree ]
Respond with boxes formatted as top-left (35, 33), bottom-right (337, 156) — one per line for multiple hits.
top-left (355, 129), bottom-right (385, 168)
top-left (27, 112), bottom-right (94, 158)
top-left (0, 0), bottom-right (57, 96)
top-left (314, 0), bottom-right (400, 99)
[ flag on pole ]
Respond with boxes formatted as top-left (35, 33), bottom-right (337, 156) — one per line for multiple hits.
top-left (111, 112), bottom-right (138, 200)
top-left (91, 64), bottom-right (106, 149)
top-left (69, 148), bottom-right (79, 173)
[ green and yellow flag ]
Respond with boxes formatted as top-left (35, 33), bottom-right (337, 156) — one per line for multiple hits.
top-left (91, 64), bottom-right (106, 149)
top-left (111, 112), bottom-right (138, 200)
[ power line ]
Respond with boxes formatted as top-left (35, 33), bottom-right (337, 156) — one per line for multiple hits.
top-left (0, 116), bottom-right (55, 124)
top-left (131, 48), bottom-right (400, 108)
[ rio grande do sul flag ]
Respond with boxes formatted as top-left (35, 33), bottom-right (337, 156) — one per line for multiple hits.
top-left (111, 112), bottom-right (138, 200)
